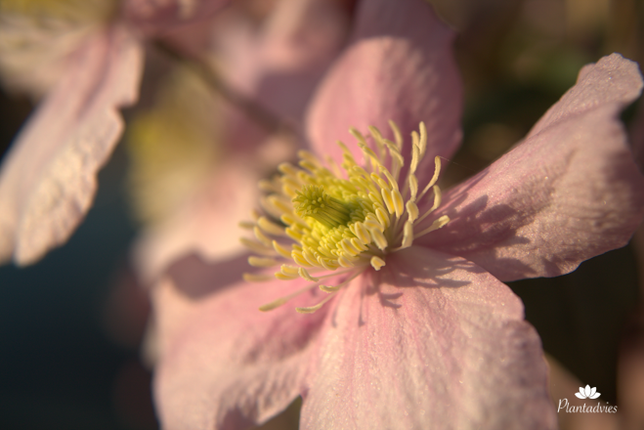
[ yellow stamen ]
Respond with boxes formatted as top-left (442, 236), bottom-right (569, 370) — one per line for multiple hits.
top-left (259, 283), bottom-right (318, 312)
top-left (296, 292), bottom-right (339, 314)
top-left (243, 122), bottom-right (450, 312)
top-left (240, 238), bottom-right (276, 256)
top-left (414, 215), bottom-right (451, 239)
top-left (298, 267), bottom-right (319, 282)
top-left (243, 273), bottom-right (274, 282)
top-left (248, 256), bottom-right (280, 268)
top-left (370, 256), bottom-right (386, 271)
top-left (273, 241), bottom-right (292, 259)
top-left (258, 217), bottom-right (287, 236)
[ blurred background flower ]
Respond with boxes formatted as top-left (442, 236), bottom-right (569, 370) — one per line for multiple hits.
top-left (0, 0), bottom-right (642, 429)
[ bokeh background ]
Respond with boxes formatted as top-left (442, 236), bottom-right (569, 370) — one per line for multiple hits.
top-left (1, 0), bottom-right (643, 429)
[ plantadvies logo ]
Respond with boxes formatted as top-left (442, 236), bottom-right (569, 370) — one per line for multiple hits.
top-left (558, 385), bottom-right (618, 414)
top-left (574, 385), bottom-right (600, 400)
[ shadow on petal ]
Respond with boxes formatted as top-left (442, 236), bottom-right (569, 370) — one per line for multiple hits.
top-left (165, 251), bottom-right (253, 299)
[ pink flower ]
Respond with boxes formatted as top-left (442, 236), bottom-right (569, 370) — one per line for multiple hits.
top-left (151, 0), bottom-right (644, 429)
top-left (0, 0), bottom-right (229, 266)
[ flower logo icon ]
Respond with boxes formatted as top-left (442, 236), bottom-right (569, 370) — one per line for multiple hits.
top-left (575, 385), bottom-right (601, 399)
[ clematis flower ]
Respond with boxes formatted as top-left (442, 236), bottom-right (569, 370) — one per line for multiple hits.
top-left (0, 0), bottom-right (229, 266)
top-left (151, 0), bottom-right (644, 429)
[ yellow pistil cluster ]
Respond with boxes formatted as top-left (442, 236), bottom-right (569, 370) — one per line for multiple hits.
top-left (242, 121), bottom-right (450, 313)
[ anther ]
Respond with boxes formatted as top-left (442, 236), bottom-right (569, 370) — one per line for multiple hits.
top-left (370, 256), bottom-right (386, 271)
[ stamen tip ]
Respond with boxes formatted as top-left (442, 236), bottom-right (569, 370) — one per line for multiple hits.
top-left (243, 273), bottom-right (273, 282)
top-left (295, 305), bottom-right (320, 314)
top-left (370, 256), bottom-right (386, 271)
top-left (259, 301), bottom-right (285, 312)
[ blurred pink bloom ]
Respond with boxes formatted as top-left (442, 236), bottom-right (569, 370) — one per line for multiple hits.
top-left (130, 0), bottom-right (352, 283)
top-left (150, 0), bottom-right (644, 429)
top-left (0, 0), bottom-right (229, 266)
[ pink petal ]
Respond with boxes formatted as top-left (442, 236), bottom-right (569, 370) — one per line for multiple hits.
top-left (301, 247), bottom-right (556, 430)
top-left (305, 0), bottom-right (462, 182)
top-left (0, 26), bottom-right (143, 265)
top-left (154, 273), bottom-right (333, 430)
top-left (528, 54), bottom-right (643, 139)
top-left (257, 0), bottom-right (349, 73)
top-left (252, 0), bottom-right (351, 124)
top-left (147, 252), bottom-right (252, 360)
top-left (421, 54), bottom-right (644, 281)
top-left (211, 0), bottom-right (350, 126)
top-left (132, 157), bottom-right (259, 282)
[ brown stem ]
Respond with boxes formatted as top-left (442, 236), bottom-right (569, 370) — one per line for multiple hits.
top-left (153, 40), bottom-right (289, 134)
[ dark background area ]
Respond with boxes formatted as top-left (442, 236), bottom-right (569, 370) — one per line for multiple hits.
top-left (0, 89), bottom-right (156, 430)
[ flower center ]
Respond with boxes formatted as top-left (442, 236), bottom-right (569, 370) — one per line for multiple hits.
top-left (242, 121), bottom-right (450, 313)
top-left (293, 185), bottom-right (354, 228)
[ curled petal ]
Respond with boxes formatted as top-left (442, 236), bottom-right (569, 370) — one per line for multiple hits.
top-left (301, 247), bottom-right (556, 430)
top-left (423, 54), bottom-right (644, 281)
top-left (0, 27), bottom-right (143, 265)
top-left (529, 54), bottom-right (644, 138)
